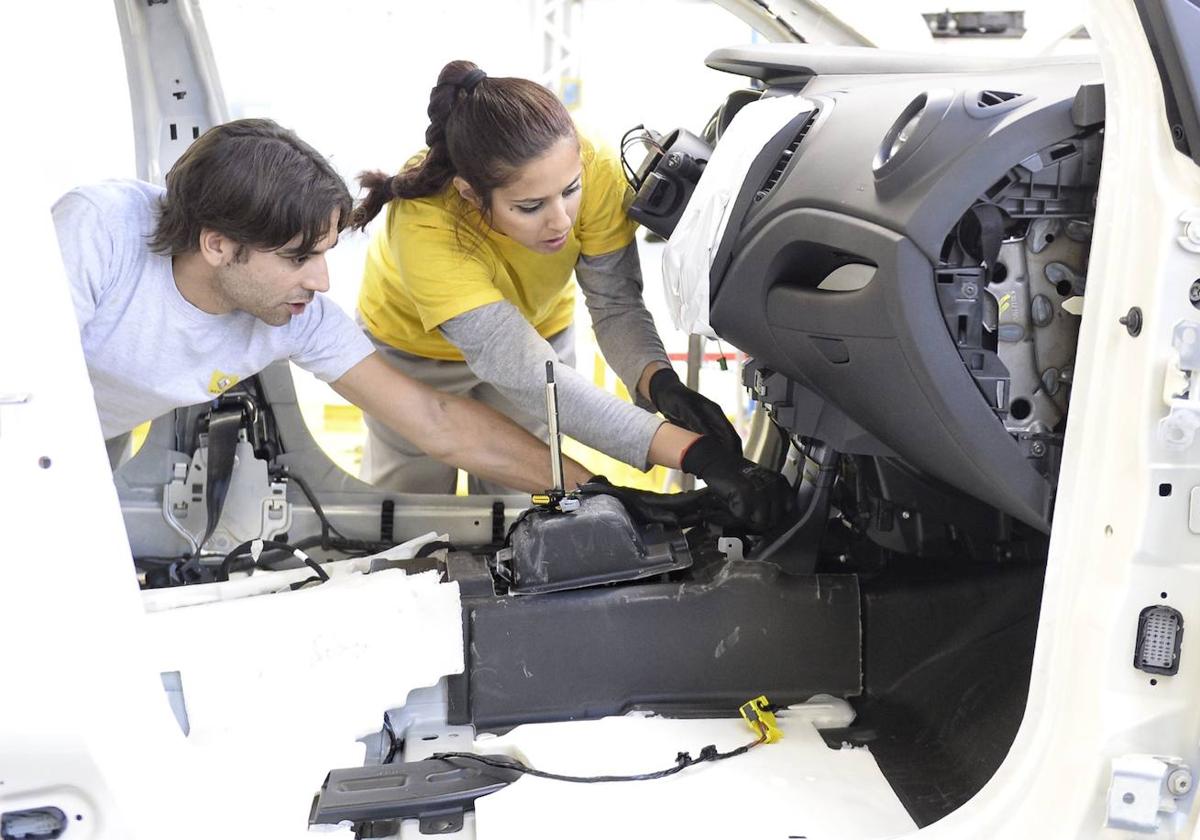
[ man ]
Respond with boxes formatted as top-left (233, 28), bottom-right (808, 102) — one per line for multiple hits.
top-left (52, 118), bottom-right (791, 529)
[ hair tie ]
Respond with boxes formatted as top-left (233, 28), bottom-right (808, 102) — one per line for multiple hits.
top-left (459, 68), bottom-right (487, 95)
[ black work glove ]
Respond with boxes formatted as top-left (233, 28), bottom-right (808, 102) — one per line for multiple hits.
top-left (577, 476), bottom-right (711, 529)
top-left (648, 367), bottom-right (743, 456)
top-left (681, 436), bottom-right (795, 533)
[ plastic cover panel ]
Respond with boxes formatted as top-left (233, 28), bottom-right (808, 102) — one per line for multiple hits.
top-left (706, 59), bottom-right (1103, 529)
top-left (456, 563), bottom-right (862, 731)
top-left (714, 209), bottom-right (1051, 528)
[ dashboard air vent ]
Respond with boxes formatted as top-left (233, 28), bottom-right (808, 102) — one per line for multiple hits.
top-left (755, 109), bottom-right (819, 202)
top-left (978, 90), bottom-right (1021, 108)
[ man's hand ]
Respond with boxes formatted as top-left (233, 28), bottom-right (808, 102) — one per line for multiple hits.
top-left (648, 368), bottom-right (742, 456)
top-left (681, 436), bottom-right (795, 532)
top-left (332, 352), bottom-right (592, 492)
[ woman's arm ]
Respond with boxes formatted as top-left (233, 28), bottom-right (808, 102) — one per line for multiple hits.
top-left (577, 240), bottom-right (743, 454)
top-left (574, 240), bottom-right (670, 406)
top-left (440, 301), bottom-right (672, 469)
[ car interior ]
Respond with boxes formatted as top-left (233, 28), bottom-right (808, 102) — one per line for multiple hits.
top-left (103, 41), bottom-right (1108, 835)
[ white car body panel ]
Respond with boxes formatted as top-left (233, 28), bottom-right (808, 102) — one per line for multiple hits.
top-left (3, 0), bottom-right (1200, 837)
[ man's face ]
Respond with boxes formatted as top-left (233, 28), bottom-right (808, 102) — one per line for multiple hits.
top-left (213, 211), bottom-right (339, 327)
top-left (476, 136), bottom-right (583, 255)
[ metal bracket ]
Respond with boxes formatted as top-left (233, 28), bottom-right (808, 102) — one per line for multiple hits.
top-left (718, 536), bottom-right (745, 562)
top-left (162, 433), bottom-right (291, 557)
top-left (1158, 321), bottom-right (1200, 449)
top-left (1178, 209), bottom-right (1200, 254)
top-left (1106, 755), bottom-right (1192, 832)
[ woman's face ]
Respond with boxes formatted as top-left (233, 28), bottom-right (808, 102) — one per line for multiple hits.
top-left (459, 136), bottom-right (583, 254)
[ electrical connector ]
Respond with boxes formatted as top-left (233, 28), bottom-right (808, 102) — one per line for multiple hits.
top-left (739, 695), bottom-right (783, 743)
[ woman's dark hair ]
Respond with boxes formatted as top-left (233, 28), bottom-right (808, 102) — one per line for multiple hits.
top-left (350, 60), bottom-right (577, 232)
top-left (150, 118), bottom-right (352, 258)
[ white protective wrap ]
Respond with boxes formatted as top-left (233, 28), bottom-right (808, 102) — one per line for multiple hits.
top-left (662, 94), bottom-right (818, 337)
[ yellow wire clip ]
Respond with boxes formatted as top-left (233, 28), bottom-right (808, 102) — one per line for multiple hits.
top-left (739, 695), bottom-right (783, 743)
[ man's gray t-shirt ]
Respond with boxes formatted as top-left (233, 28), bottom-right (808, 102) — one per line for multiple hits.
top-left (52, 179), bottom-right (373, 439)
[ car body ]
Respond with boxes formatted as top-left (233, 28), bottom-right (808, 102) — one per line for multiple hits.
top-left (2, 0), bottom-right (1199, 838)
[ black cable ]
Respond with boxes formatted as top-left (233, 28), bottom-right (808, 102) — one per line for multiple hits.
top-left (218, 538), bottom-right (329, 584)
top-left (382, 715), bottom-right (399, 765)
top-left (415, 540), bottom-right (453, 558)
top-left (291, 534), bottom-right (395, 558)
top-left (430, 732), bottom-right (765, 784)
top-left (277, 467), bottom-right (350, 543)
top-left (619, 125), bottom-right (665, 191)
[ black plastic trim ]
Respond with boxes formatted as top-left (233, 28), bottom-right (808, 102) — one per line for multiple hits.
top-left (1132, 0), bottom-right (1200, 166)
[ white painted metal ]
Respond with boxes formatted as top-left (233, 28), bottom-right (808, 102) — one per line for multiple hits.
top-left (464, 696), bottom-right (914, 840)
top-left (1106, 755), bottom-right (1191, 832)
top-left (710, 0), bottom-right (875, 45)
top-left (112, 0), bottom-right (228, 184)
top-left (6, 0), bottom-right (1200, 837)
top-left (888, 0), bottom-right (1200, 837)
top-left (1159, 321), bottom-right (1200, 450)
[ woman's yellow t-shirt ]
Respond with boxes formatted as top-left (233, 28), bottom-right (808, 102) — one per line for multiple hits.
top-left (357, 136), bottom-right (638, 361)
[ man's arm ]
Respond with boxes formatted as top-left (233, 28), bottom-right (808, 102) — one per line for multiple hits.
top-left (332, 354), bottom-right (790, 530)
top-left (331, 352), bottom-right (593, 492)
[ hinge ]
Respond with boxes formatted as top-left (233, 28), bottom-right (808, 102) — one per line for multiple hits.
top-left (1158, 321), bottom-right (1200, 449)
top-left (1106, 755), bottom-right (1192, 832)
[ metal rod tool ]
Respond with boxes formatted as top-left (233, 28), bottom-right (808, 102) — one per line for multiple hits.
top-left (545, 361), bottom-right (564, 492)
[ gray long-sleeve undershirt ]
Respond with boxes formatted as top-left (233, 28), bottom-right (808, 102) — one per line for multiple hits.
top-left (439, 243), bottom-right (672, 469)
top-left (574, 242), bottom-right (671, 411)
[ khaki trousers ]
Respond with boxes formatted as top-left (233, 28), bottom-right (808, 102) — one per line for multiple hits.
top-left (359, 325), bottom-right (576, 495)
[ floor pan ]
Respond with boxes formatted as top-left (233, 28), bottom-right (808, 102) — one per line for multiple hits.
top-left (395, 696), bottom-right (917, 840)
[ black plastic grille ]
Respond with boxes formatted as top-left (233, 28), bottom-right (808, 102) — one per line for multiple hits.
top-left (978, 90), bottom-right (1021, 108)
top-left (755, 109), bottom-right (820, 202)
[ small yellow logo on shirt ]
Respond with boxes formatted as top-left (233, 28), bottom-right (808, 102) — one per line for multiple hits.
top-left (208, 370), bottom-right (240, 395)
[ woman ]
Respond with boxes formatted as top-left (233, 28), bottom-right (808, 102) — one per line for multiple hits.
top-left (350, 60), bottom-right (782, 524)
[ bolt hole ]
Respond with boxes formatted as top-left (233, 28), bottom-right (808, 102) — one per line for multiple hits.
top-left (993, 263), bottom-right (1009, 283)
top-left (1159, 483), bottom-right (1173, 497)
top-left (75, 815), bottom-right (83, 822)
top-left (1162, 592), bottom-right (1169, 599)
top-left (1045, 234), bottom-right (1056, 244)
top-left (473, 520), bottom-right (480, 526)
top-left (1105, 525), bottom-right (1114, 537)
top-left (38, 456), bottom-right (52, 469)
top-left (1123, 792), bottom-right (1136, 804)
top-left (421, 735), bottom-right (438, 741)
top-left (1010, 398), bottom-right (1033, 421)
top-left (1151, 679), bottom-right (1159, 686)
top-left (1055, 280), bottom-right (1073, 296)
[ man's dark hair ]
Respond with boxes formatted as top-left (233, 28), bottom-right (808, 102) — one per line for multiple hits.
top-left (149, 118), bottom-right (352, 258)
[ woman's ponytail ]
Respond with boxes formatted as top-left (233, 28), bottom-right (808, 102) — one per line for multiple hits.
top-left (350, 60), bottom-right (483, 230)
top-left (351, 58), bottom-right (576, 231)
